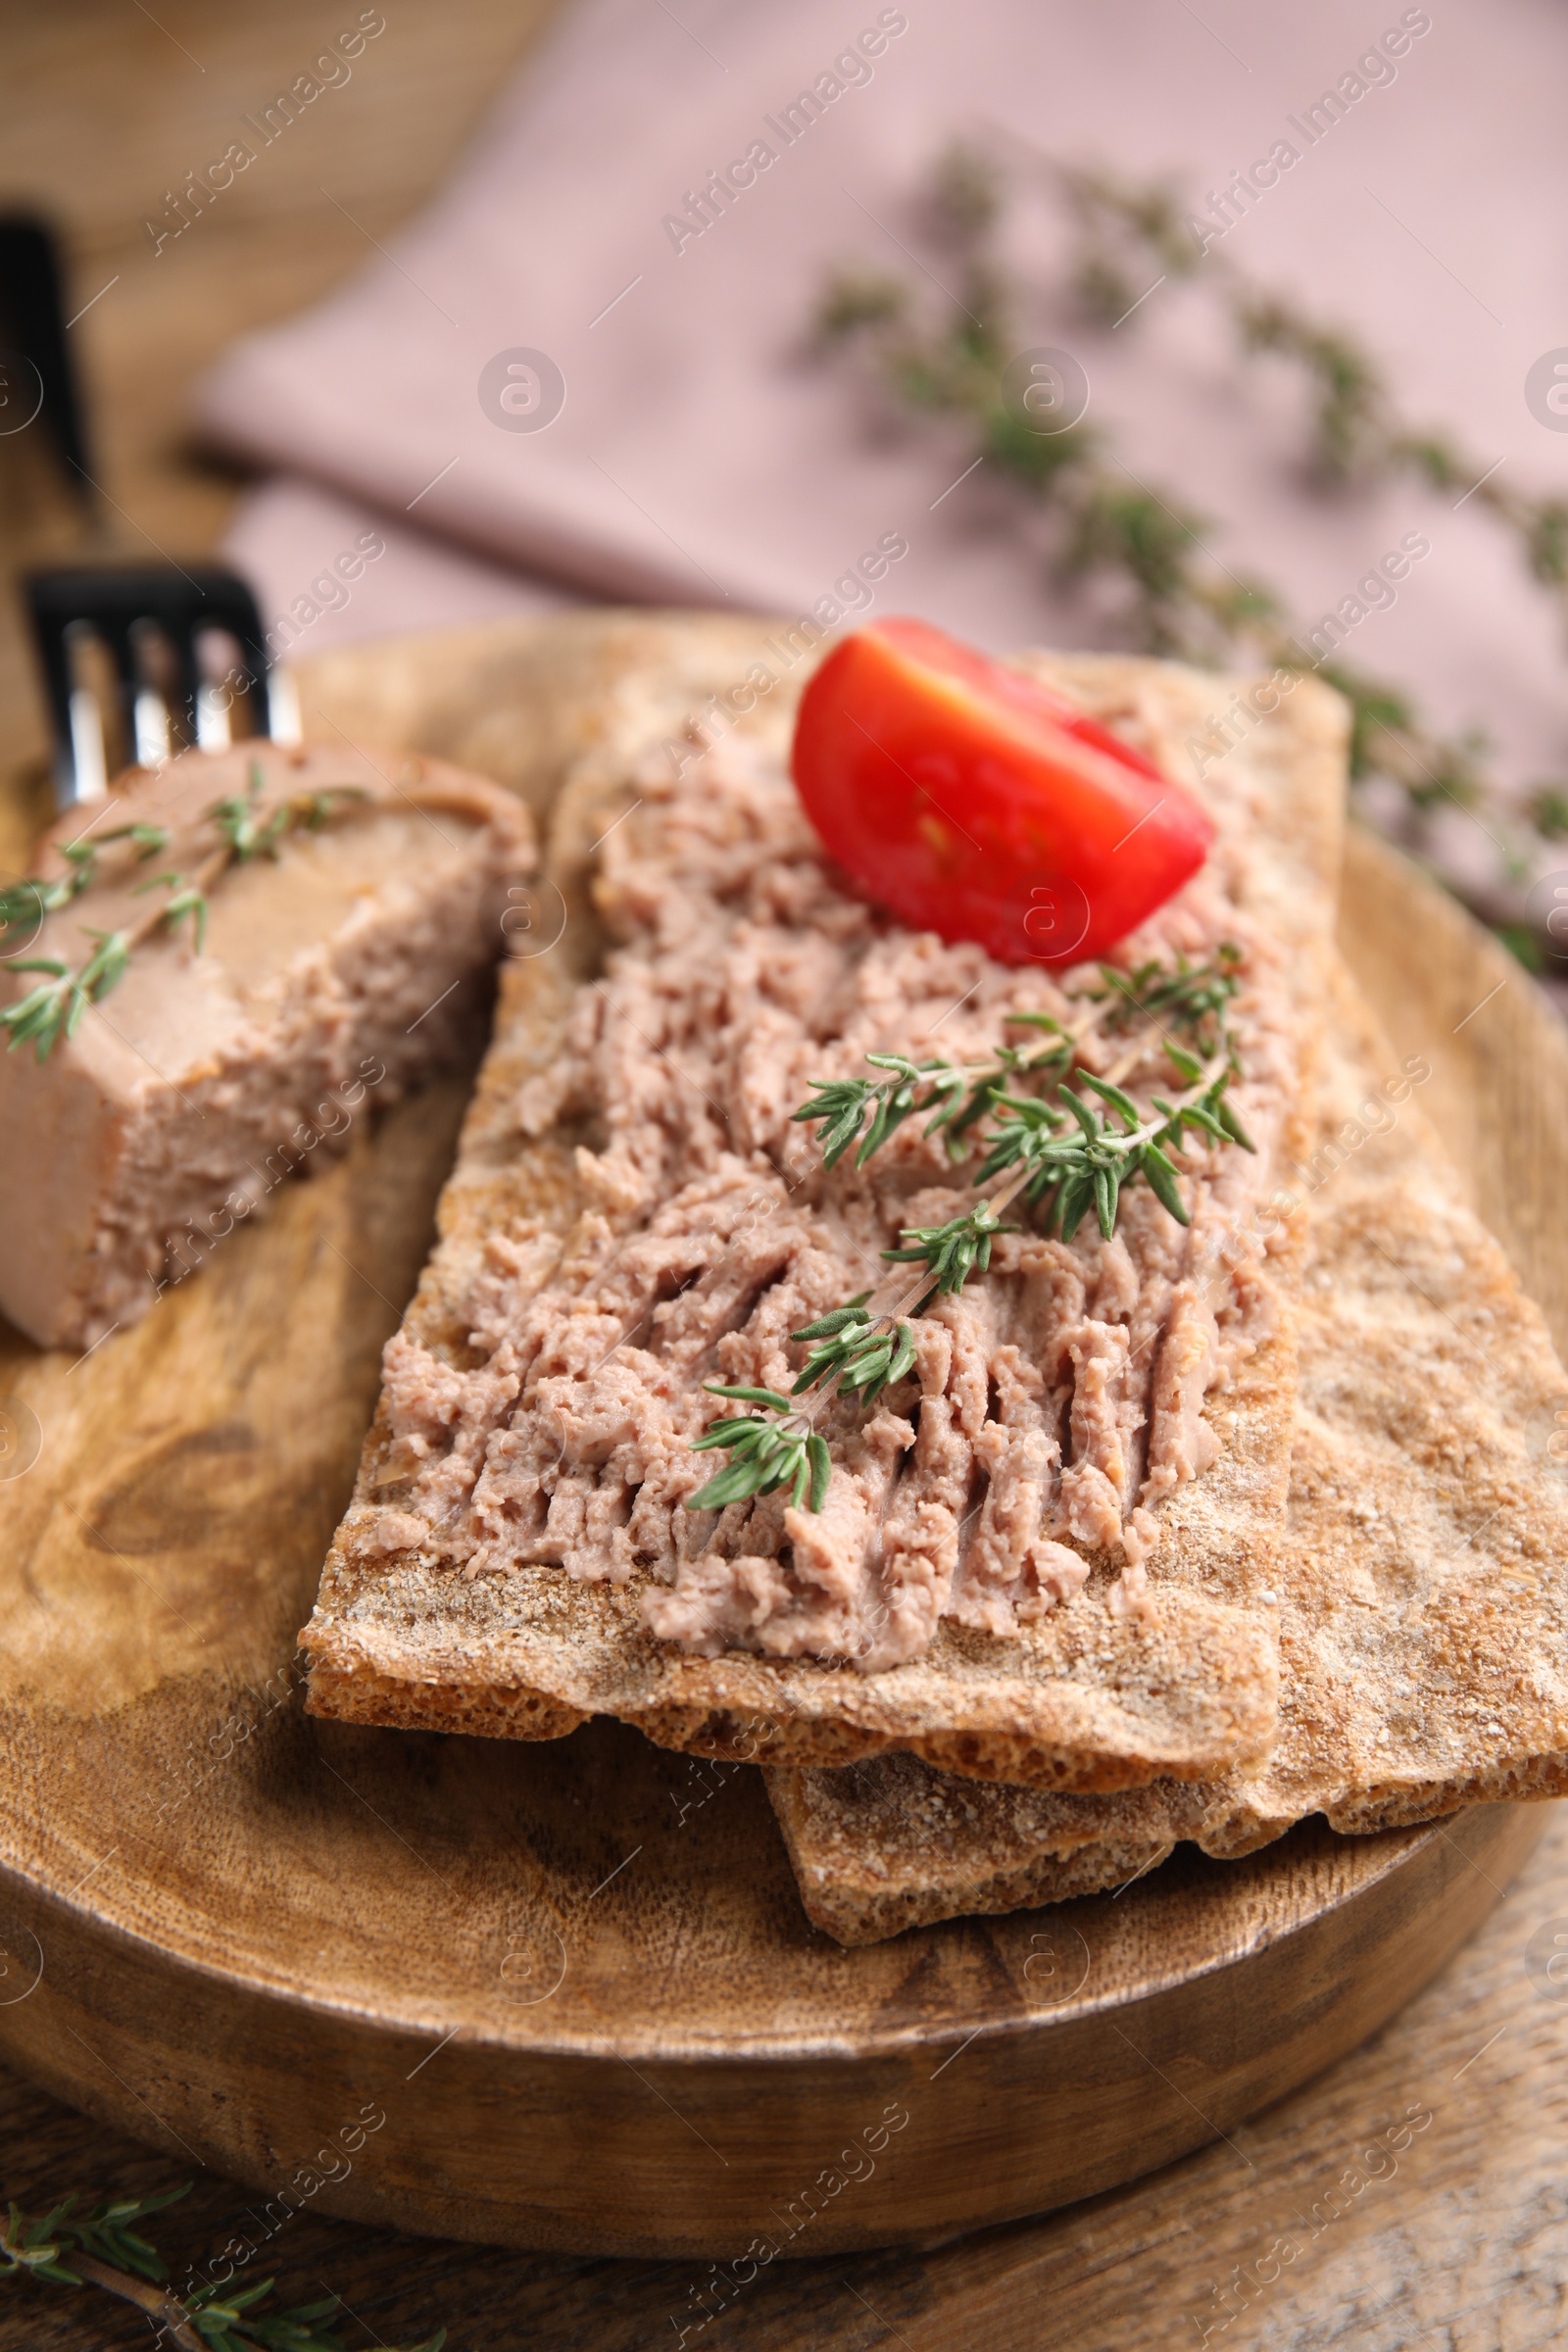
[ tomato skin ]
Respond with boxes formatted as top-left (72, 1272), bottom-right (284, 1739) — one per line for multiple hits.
top-left (790, 617), bottom-right (1214, 965)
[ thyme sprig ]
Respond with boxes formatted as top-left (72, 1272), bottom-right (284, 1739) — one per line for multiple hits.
top-left (2, 767), bottom-right (374, 1063)
top-left (977, 1046), bottom-right (1252, 1240)
top-left (881, 1199), bottom-right (1015, 1298)
top-left (0, 821), bottom-right (169, 945)
top-left (688, 1384), bottom-right (831, 1511)
top-left (693, 959), bottom-right (1253, 1509)
top-left (791, 950), bottom-right (1247, 1188)
top-left (0, 2182), bottom-right (443, 2350)
top-left (1092, 943), bottom-right (1243, 1052)
top-left (212, 771), bottom-right (367, 861)
top-left (1, 929), bottom-right (131, 1059)
top-left (793, 1013), bottom-right (1077, 1171)
top-left (791, 1301), bottom-right (919, 1400)
top-left (686, 1313), bottom-right (924, 1516)
top-left (1, 2181), bottom-right (187, 2287)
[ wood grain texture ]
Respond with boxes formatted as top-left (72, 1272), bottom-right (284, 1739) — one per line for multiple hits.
top-left (2, 1805), bottom-right (1564, 2351)
top-left (0, 615), bottom-right (1563, 2268)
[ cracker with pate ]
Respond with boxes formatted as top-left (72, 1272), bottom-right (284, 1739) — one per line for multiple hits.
top-left (301, 641), bottom-right (1347, 1789)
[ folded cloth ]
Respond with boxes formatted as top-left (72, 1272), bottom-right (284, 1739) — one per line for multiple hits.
top-left (201, 0), bottom-right (1568, 824)
top-left (222, 478), bottom-right (580, 666)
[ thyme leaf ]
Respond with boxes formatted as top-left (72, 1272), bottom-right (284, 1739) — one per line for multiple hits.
top-left (135, 870), bottom-right (210, 954)
top-left (689, 1384), bottom-right (831, 1511)
top-left (0, 930), bottom-right (130, 1060)
top-left (881, 1200), bottom-right (1016, 1298)
top-left (96, 820), bottom-right (172, 861)
top-left (789, 1305), bottom-right (918, 1403)
top-left (976, 1047), bottom-right (1250, 1239)
top-left (1092, 943), bottom-right (1244, 1051)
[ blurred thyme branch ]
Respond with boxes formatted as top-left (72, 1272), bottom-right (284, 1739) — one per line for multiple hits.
top-left (813, 141), bottom-right (1566, 965)
top-left (1067, 165), bottom-right (1568, 550)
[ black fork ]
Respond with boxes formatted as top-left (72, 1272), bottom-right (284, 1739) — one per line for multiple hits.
top-left (24, 564), bottom-right (283, 805)
top-left (0, 212), bottom-right (282, 807)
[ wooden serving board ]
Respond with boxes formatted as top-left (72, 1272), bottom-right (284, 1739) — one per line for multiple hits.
top-left (0, 615), bottom-right (1563, 2261)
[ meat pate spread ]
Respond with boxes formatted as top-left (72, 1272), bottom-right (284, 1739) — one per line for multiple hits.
top-left (371, 731), bottom-right (1299, 1673)
top-left (0, 741), bottom-right (529, 1352)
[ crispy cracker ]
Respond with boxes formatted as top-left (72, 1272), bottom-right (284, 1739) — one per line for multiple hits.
top-left (767, 952), bottom-right (1568, 1938)
top-left (302, 638), bottom-right (1348, 1788)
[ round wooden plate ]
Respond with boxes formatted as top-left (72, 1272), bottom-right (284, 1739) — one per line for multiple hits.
top-left (1, 616), bottom-right (1564, 2260)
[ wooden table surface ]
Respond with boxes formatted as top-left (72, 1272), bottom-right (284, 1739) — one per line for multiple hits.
top-left (2, 8), bottom-right (1567, 2349)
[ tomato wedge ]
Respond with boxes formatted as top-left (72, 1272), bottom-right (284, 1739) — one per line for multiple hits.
top-left (791, 616), bottom-right (1214, 965)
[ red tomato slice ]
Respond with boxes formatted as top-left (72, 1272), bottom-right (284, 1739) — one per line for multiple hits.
top-left (791, 616), bottom-right (1214, 965)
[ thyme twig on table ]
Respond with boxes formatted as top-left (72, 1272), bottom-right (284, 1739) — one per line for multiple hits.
top-left (0, 2181), bottom-right (445, 2349)
top-left (1, 767), bottom-right (370, 1063)
top-left (689, 955), bottom-right (1252, 1513)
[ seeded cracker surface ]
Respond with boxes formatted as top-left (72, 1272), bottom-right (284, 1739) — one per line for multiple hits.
top-left (767, 952), bottom-right (1568, 1941)
top-left (302, 643), bottom-right (1348, 1788)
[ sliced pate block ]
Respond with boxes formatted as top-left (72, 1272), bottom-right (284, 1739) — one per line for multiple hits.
top-left (301, 641), bottom-right (1348, 1789)
top-left (766, 954), bottom-right (1568, 1940)
top-left (0, 739), bottom-right (531, 1351)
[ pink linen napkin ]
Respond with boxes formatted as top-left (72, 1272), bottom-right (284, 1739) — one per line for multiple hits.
top-left (200, 0), bottom-right (1568, 900)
